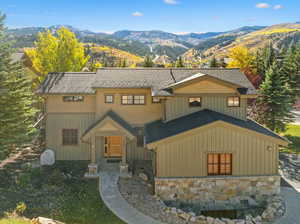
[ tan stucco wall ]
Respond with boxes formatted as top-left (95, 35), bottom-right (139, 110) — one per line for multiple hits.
top-left (174, 79), bottom-right (236, 94)
top-left (154, 122), bottom-right (279, 178)
top-left (95, 88), bottom-right (162, 125)
top-left (46, 95), bottom-right (96, 113)
top-left (165, 94), bottom-right (247, 121)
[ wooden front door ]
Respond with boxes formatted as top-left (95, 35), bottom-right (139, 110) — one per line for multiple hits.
top-left (104, 136), bottom-right (123, 157)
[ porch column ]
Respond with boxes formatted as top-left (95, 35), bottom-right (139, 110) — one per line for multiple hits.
top-left (122, 136), bottom-right (127, 164)
top-left (91, 135), bottom-right (96, 164)
top-left (120, 136), bottom-right (130, 177)
top-left (86, 134), bottom-right (98, 178)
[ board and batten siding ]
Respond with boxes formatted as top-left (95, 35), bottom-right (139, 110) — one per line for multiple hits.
top-left (127, 139), bottom-right (153, 163)
top-left (46, 113), bottom-right (95, 160)
top-left (165, 95), bottom-right (247, 121)
top-left (155, 124), bottom-right (278, 178)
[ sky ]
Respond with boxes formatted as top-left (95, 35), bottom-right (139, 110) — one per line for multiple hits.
top-left (1, 0), bottom-right (300, 34)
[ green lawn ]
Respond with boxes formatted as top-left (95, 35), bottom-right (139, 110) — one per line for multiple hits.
top-left (280, 124), bottom-right (300, 154)
top-left (0, 161), bottom-right (124, 224)
top-left (0, 218), bottom-right (31, 224)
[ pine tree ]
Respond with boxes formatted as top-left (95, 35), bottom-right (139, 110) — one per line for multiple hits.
top-left (0, 14), bottom-right (37, 159)
top-left (175, 56), bottom-right (184, 68)
top-left (209, 56), bottom-right (218, 68)
top-left (143, 55), bottom-right (153, 67)
top-left (256, 63), bottom-right (294, 132)
top-left (255, 43), bottom-right (276, 80)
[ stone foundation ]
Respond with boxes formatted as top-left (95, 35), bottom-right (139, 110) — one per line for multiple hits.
top-left (155, 175), bottom-right (280, 209)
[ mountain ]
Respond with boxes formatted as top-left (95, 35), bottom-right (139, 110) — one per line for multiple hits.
top-left (6, 23), bottom-right (300, 62)
top-left (200, 23), bottom-right (300, 58)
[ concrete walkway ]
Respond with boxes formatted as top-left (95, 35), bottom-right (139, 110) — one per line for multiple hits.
top-left (274, 187), bottom-right (300, 224)
top-left (99, 163), bottom-right (163, 224)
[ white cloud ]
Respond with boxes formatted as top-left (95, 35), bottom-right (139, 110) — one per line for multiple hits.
top-left (164, 0), bottom-right (179, 5)
top-left (132, 11), bottom-right (143, 17)
top-left (255, 3), bottom-right (270, 8)
top-left (273, 4), bottom-right (283, 10)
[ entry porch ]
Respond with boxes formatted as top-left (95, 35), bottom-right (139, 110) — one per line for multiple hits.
top-left (81, 111), bottom-right (137, 178)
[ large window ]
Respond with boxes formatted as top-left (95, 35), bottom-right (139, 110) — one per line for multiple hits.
top-left (207, 153), bottom-right (232, 175)
top-left (188, 97), bottom-right (202, 107)
top-left (121, 95), bottom-right (145, 105)
top-left (63, 96), bottom-right (84, 102)
top-left (62, 129), bottom-right (78, 145)
top-left (227, 96), bottom-right (240, 107)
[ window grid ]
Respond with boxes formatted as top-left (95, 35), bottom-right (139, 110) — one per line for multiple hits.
top-left (105, 95), bottom-right (114, 104)
top-left (62, 129), bottom-right (78, 145)
top-left (207, 153), bottom-right (232, 176)
top-left (227, 96), bottom-right (240, 107)
top-left (121, 95), bottom-right (145, 105)
top-left (63, 96), bottom-right (84, 102)
top-left (188, 97), bottom-right (202, 107)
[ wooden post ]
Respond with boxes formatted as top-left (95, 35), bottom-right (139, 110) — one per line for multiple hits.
top-left (122, 136), bottom-right (127, 164)
top-left (91, 134), bottom-right (96, 164)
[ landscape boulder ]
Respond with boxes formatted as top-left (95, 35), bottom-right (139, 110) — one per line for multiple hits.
top-left (40, 149), bottom-right (55, 166)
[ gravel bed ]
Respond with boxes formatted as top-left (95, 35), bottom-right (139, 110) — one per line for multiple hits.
top-left (118, 176), bottom-right (186, 224)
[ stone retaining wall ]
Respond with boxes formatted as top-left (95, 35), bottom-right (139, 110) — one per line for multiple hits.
top-left (155, 175), bottom-right (280, 209)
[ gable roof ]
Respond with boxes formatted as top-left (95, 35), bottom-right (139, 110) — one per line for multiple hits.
top-left (36, 68), bottom-right (257, 96)
top-left (81, 110), bottom-right (136, 140)
top-left (144, 109), bottom-right (287, 145)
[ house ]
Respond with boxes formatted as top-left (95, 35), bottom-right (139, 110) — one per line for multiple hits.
top-left (37, 68), bottom-right (287, 209)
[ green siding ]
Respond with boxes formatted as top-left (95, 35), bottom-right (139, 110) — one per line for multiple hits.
top-left (165, 95), bottom-right (247, 121)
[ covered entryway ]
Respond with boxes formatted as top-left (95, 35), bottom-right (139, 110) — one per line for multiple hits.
top-left (81, 110), bottom-right (137, 178)
top-left (104, 136), bottom-right (123, 158)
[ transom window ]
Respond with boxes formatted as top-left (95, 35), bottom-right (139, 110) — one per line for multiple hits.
top-left (62, 129), bottom-right (78, 145)
top-left (63, 96), bottom-right (84, 102)
top-left (121, 95), bottom-right (145, 105)
top-left (227, 96), bottom-right (240, 107)
top-left (188, 97), bottom-right (202, 107)
top-left (207, 153), bottom-right (232, 176)
top-left (105, 95), bottom-right (114, 104)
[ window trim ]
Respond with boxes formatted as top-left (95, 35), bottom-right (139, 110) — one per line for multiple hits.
top-left (207, 153), bottom-right (232, 176)
top-left (62, 129), bottom-right (78, 146)
top-left (63, 95), bottom-right (84, 102)
top-left (121, 94), bottom-right (146, 105)
top-left (104, 94), bottom-right (114, 104)
top-left (188, 97), bottom-right (202, 107)
top-left (227, 96), bottom-right (240, 107)
top-left (152, 97), bottom-right (161, 104)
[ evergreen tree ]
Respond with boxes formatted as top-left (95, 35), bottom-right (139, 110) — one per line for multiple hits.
top-left (209, 56), bottom-right (218, 68)
top-left (255, 43), bottom-right (276, 80)
top-left (256, 63), bottom-right (294, 132)
top-left (0, 13), bottom-right (37, 159)
top-left (143, 55), bottom-right (153, 67)
top-left (175, 56), bottom-right (184, 68)
top-left (280, 42), bottom-right (300, 100)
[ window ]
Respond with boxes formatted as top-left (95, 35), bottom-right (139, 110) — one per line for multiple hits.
top-left (63, 96), bottom-right (84, 102)
top-left (105, 95), bottom-right (114, 104)
top-left (207, 153), bottom-right (232, 175)
top-left (122, 95), bottom-right (145, 105)
top-left (152, 97), bottom-right (161, 103)
top-left (188, 97), bottom-right (202, 107)
top-left (62, 129), bottom-right (78, 145)
top-left (227, 96), bottom-right (240, 107)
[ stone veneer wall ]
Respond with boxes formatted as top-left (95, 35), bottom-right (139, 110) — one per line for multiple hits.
top-left (155, 175), bottom-right (280, 209)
